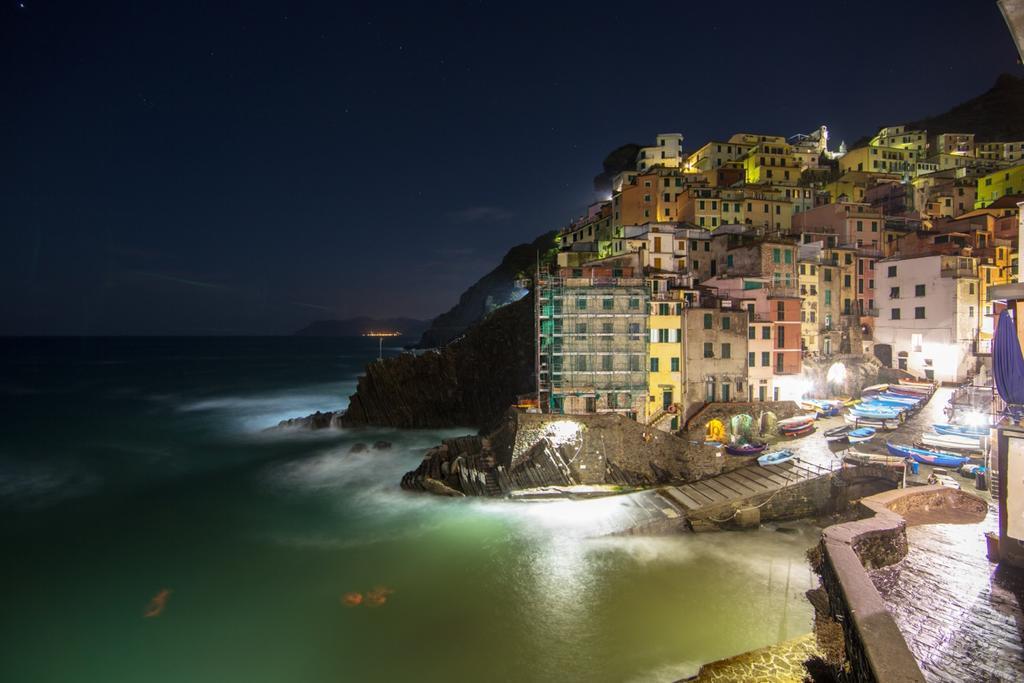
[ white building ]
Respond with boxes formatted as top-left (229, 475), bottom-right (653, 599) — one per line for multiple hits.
top-left (874, 254), bottom-right (980, 383)
top-left (636, 133), bottom-right (684, 171)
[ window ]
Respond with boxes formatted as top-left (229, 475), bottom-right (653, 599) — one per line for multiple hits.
top-left (748, 352), bottom-right (756, 367)
top-left (703, 313), bottom-right (712, 329)
top-left (844, 274), bottom-right (851, 287)
top-left (658, 329), bottom-right (670, 343)
top-left (703, 342), bottom-right (714, 358)
top-left (576, 297), bottom-right (587, 310)
top-left (761, 351), bottom-right (770, 366)
top-left (762, 326), bottom-right (771, 339)
top-left (915, 284), bottom-right (925, 297)
top-left (888, 265), bottom-right (897, 277)
top-left (777, 326), bottom-right (785, 346)
top-left (727, 254), bottom-right (733, 267)
top-left (824, 290), bottom-right (832, 305)
top-left (824, 268), bottom-right (832, 282)
top-left (772, 248), bottom-right (781, 263)
top-left (969, 306), bottom-right (975, 317)
top-left (915, 306), bottom-right (925, 319)
top-left (650, 358), bottom-right (659, 372)
top-left (576, 355), bottom-right (587, 371)
top-left (601, 322), bottom-right (613, 334)
top-left (721, 343), bottom-right (731, 359)
top-left (891, 308), bottom-right (901, 320)
top-left (722, 316), bottom-right (731, 330)
top-left (629, 298), bottom-right (640, 310)
top-left (602, 298), bottom-right (613, 310)
top-left (628, 323), bottom-right (641, 338)
top-left (671, 357), bottom-right (679, 372)
top-left (777, 301), bottom-right (785, 320)
top-left (576, 322), bottom-right (587, 336)
top-left (602, 355), bottom-right (613, 371)
top-left (969, 282), bottom-right (975, 295)
top-left (784, 250), bottom-right (792, 264)
top-left (658, 303), bottom-right (669, 315)
top-left (890, 287), bottom-right (899, 298)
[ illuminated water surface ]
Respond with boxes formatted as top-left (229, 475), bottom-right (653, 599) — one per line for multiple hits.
top-left (0, 338), bottom-right (815, 682)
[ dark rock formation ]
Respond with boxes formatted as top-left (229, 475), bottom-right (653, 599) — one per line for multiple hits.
top-left (273, 410), bottom-right (343, 430)
top-left (341, 294), bottom-right (536, 431)
top-left (349, 442), bottom-right (368, 453)
top-left (417, 234), bottom-right (557, 349)
top-left (294, 316), bottom-right (428, 337)
top-left (592, 142), bottom-right (642, 194)
top-left (402, 409), bottom-right (730, 497)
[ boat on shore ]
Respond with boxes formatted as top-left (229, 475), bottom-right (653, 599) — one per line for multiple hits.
top-left (932, 423), bottom-right (989, 437)
top-left (781, 423), bottom-right (815, 437)
top-left (757, 449), bottom-right (795, 466)
top-left (844, 413), bottom-right (900, 430)
top-left (848, 427), bottom-right (876, 443)
top-left (777, 414), bottom-right (816, 429)
top-left (919, 432), bottom-right (982, 451)
top-left (886, 442), bottom-right (970, 468)
top-left (824, 425), bottom-right (854, 442)
top-left (845, 449), bottom-right (905, 466)
top-left (726, 442), bottom-right (767, 456)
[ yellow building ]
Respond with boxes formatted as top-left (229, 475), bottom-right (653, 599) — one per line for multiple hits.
top-left (975, 164), bottom-right (1024, 208)
top-left (799, 258), bottom-right (819, 353)
top-left (839, 145), bottom-right (915, 175)
top-left (685, 139), bottom-right (753, 173)
top-left (647, 297), bottom-right (684, 430)
top-left (870, 126), bottom-right (928, 157)
top-left (742, 141), bottom-right (799, 184)
top-left (636, 133), bottom-right (684, 171)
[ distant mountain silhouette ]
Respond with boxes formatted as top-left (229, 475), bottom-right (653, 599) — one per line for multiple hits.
top-left (294, 317), bottom-right (428, 337)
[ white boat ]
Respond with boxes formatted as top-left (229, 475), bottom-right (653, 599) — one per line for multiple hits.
top-left (919, 432), bottom-right (983, 452)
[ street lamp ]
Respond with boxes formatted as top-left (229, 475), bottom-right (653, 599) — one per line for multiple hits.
top-left (363, 331), bottom-right (401, 361)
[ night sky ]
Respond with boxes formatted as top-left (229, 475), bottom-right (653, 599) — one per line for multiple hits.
top-left (3, 1), bottom-right (1020, 335)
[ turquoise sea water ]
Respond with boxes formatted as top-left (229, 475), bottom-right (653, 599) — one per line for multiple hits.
top-left (0, 337), bottom-right (816, 682)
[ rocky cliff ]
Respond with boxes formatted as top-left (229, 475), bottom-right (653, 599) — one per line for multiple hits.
top-left (416, 232), bottom-right (558, 348)
top-left (339, 293), bottom-right (536, 430)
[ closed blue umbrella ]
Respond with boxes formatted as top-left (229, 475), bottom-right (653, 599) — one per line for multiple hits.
top-left (993, 309), bottom-right (1024, 405)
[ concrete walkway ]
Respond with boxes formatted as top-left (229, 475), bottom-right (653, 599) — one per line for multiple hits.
top-left (871, 506), bottom-right (1024, 682)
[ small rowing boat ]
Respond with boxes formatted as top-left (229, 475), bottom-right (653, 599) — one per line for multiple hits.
top-left (919, 432), bottom-right (982, 451)
top-left (777, 414), bottom-right (816, 430)
top-left (848, 427), bottom-right (876, 443)
top-left (932, 423), bottom-right (989, 437)
top-left (823, 425), bottom-right (854, 442)
top-left (886, 442), bottom-right (970, 468)
top-left (757, 449), bottom-right (795, 466)
top-left (725, 441), bottom-right (767, 456)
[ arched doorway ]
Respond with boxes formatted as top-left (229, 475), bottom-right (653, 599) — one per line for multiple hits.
top-left (874, 343), bottom-right (893, 367)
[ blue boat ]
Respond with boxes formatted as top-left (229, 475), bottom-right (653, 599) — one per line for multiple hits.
top-left (876, 392), bottom-right (922, 405)
top-left (848, 427), bottom-right (876, 443)
top-left (886, 442), bottom-right (970, 468)
top-left (932, 423), bottom-right (989, 437)
top-left (757, 449), bottom-right (795, 467)
top-left (850, 406), bottom-right (902, 419)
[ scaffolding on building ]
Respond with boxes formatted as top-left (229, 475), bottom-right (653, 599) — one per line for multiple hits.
top-left (536, 270), bottom-right (650, 418)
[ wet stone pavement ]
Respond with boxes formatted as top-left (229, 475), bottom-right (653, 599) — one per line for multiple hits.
top-left (870, 506), bottom-right (1024, 682)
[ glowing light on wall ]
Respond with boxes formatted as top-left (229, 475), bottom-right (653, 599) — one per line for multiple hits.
top-left (826, 362), bottom-right (847, 385)
top-left (775, 376), bottom-right (811, 402)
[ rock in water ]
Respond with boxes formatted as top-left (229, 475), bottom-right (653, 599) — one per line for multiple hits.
top-left (373, 441), bottom-right (392, 450)
top-left (349, 443), bottom-right (368, 454)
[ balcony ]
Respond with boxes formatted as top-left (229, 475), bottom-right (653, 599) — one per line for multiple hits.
top-left (765, 286), bottom-right (799, 299)
top-left (864, 307), bottom-right (880, 317)
top-left (940, 267), bottom-right (977, 279)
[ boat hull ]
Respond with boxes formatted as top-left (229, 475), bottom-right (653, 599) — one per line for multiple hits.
top-left (725, 443), bottom-right (767, 456)
top-left (886, 443), bottom-right (970, 468)
top-left (932, 423), bottom-right (989, 437)
top-left (757, 449), bottom-right (795, 466)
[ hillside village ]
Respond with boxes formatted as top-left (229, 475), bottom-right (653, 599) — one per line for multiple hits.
top-left (536, 125), bottom-right (1024, 428)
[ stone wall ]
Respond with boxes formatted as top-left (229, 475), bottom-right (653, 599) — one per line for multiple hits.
top-left (686, 474), bottom-right (836, 529)
top-left (809, 486), bottom-right (987, 682)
